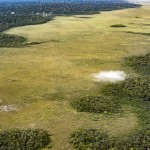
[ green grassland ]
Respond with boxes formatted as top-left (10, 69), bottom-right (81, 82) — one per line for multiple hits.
top-left (0, 6), bottom-right (150, 149)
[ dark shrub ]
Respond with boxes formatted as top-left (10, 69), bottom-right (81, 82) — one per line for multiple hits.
top-left (70, 129), bottom-right (114, 150)
top-left (110, 24), bottom-right (126, 27)
top-left (122, 127), bottom-right (150, 150)
top-left (116, 127), bottom-right (150, 150)
top-left (70, 128), bottom-right (150, 150)
top-left (124, 53), bottom-right (150, 75)
top-left (0, 33), bottom-right (27, 47)
top-left (0, 129), bottom-right (51, 150)
top-left (71, 96), bottom-right (119, 113)
top-left (101, 77), bottom-right (149, 101)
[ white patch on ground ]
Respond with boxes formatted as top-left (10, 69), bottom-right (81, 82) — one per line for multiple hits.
top-left (93, 71), bottom-right (126, 82)
top-left (0, 105), bottom-right (18, 112)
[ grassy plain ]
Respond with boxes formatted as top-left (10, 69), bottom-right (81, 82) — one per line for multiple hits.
top-left (0, 6), bottom-right (150, 149)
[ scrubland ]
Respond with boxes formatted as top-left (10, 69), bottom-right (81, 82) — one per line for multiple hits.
top-left (0, 6), bottom-right (150, 149)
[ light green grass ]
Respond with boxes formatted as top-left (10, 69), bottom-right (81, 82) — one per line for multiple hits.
top-left (0, 6), bottom-right (150, 149)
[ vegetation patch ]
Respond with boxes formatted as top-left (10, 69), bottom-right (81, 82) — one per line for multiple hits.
top-left (101, 76), bottom-right (149, 101)
top-left (110, 24), bottom-right (127, 27)
top-left (124, 53), bottom-right (150, 75)
top-left (101, 53), bottom-right (150, 101)
top-left (75, 16), bottom-right (92, 19)
top-left (50, 39), bottom-right (62, 43)
top-left (71, 96), bottom-right (119, 113)
top-left (0, 129), bottom-right (51, 150)
top-left (26, 42), bottom-right (44, 45)
top-left (120, 127), bottom-right (150, 150)
top-left (70, 128), bottom-right (150, 150)
top-left (135, 16), bottom-right (142, 18)
top-left (101, 53), bottom-right (150, 130)
top-left (125, 31), bottom-right (150, 36)
top-left (70, 129), bottom-right (112, 150)
top-left (0, 33), bottom-right (27, 47)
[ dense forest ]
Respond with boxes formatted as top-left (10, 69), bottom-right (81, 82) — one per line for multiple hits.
top-left (0, 1), bottom-right (140, 47)
top-left (0, 2), bottom-right (140, 32)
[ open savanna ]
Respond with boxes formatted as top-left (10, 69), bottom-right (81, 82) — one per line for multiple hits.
top-left (0, 6), bottom-right (150, 149)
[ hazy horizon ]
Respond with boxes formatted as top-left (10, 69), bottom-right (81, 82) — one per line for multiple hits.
top-left (0, 0), bottom-right (149, 4)
top-left (0, 0), bottom-right (130, 3)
